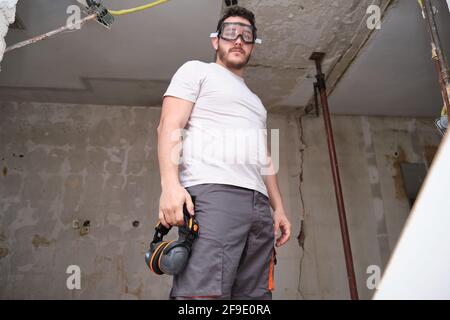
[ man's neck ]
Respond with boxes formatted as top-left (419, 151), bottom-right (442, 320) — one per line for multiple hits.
top-left (215, 59), bottom-right (244, 78)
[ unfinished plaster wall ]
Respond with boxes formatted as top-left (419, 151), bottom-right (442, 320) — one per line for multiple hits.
top-left (0, 101), bottom-right (166, 299)
top-left (0, 101), bottom-right (440, 299)
top-left (296, 113), bottom-right (440, 299)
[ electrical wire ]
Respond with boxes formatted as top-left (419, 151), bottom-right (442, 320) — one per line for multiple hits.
top-left (5, 13), bottom-right (98, 53)
top-left (4, 0), bottom-right (170, 53)
top-left (109, 0), bottom-right (168, 16)
top-left (417, 0), bottom-right (423, 9)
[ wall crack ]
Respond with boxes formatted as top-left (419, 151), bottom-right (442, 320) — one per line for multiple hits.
top-left (296, 113), bottom-right (306, 300)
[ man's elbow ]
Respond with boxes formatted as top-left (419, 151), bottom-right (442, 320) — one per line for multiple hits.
top-left (157, 121), bottom-right (163, 136)
top-left (157, 116), bottom-right (168, 136)
top-left (156, 118), bottom-right (182, 138)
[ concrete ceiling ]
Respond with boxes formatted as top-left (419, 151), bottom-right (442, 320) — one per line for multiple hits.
top-left (0, 0), bottom-right (223, 106)
top-left (329, 0), bottom-right (450, 117)
top-left (0, 0), bottom-right (448, 117)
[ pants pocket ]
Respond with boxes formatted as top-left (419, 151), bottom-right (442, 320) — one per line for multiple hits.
top-left (171, 236), bottom-right (224, 297)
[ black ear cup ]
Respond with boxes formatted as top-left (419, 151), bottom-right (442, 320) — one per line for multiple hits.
top-left (147, 240), bottom-right (170, 275)
top-left (147, 239), bottom-right (192, 275)
top-left (158, 241), bottom-right (191, 275)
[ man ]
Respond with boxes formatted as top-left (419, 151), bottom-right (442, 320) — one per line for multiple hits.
top-left (157, 6), bottom-right (291, 300)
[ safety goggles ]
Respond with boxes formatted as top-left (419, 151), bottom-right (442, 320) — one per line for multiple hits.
top-left (210, 22), bottom-right (262, 44)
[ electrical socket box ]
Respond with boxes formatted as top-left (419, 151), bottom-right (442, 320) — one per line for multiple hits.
top-left (95, 4), bottom-right (115, 28)
top-left (76, 0), bottom-right (114, 28)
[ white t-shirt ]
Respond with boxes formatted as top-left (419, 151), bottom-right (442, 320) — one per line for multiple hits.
top-left (163, 60), bottom-right (269, 197)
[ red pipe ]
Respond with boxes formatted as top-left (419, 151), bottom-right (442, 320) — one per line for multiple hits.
top-left (309, 52), bottom-right (359, 300)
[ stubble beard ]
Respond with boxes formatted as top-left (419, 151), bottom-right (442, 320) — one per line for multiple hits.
top-left (217, 44), bottom-right (251, 70)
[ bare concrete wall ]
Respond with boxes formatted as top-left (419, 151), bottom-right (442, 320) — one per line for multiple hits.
top-left (297, 113), bottom-right (440, 299)
top-left (0, 101), bottom-right (440, 299)
top-left (0, 101), bottom-right (165, 299)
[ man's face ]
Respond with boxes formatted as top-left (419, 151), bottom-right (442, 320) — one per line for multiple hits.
top-left (213, 16), bottom-right (255, 70)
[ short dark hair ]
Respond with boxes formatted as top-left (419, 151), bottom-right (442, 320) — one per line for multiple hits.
top-left (216, 6), bottom-right (257, 33)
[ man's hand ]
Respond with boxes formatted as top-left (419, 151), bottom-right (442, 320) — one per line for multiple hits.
top-left (273, 208), bottom-right (291, 247)
top-left (159, 183), bottom-right (195, 228)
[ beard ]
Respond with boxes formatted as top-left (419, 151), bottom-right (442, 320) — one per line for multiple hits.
top-left (217, 44), bottom-right (251, 70)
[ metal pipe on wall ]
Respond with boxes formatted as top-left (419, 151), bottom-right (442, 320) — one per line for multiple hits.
top-left (422, 0), bottom-right (450, 120)
top-left (309, 52), bottom-right (359, 300)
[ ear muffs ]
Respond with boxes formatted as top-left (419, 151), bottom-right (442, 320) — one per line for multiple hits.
top-left (158, 240), bottom-right (192, 275)
top-left (145, 197), bottom-right (199, 276)
top-left (147, 239), bottom-right (170, 275)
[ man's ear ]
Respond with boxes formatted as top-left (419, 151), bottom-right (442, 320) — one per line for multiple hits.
top-left (211, 37), bottom-right (219, 51)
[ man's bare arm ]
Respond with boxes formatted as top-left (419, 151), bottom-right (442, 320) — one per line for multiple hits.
top-left (263, 155), bottom-right (284, 212)
top-left (263, 151), bottom-right (291, 247)
top-left (157, 96), bottom-right (195, 227)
